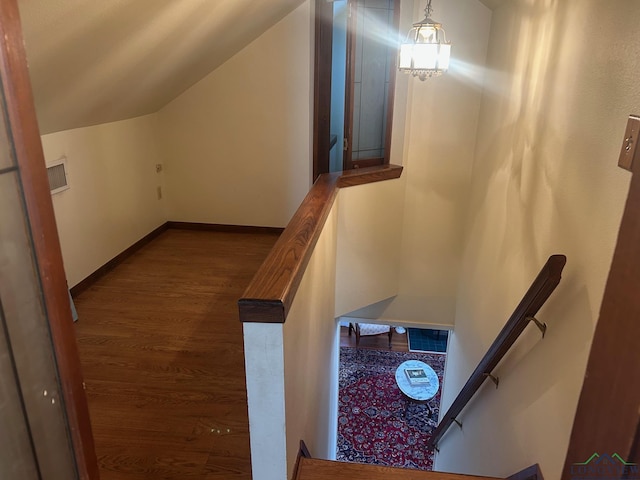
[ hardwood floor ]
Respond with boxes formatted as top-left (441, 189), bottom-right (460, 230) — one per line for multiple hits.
top-left (294, 457), bottom-right (502, 480)
top-left (339, 326), bottom-right (409, 352)
top-left (73, 229), bottom-right (279, 480)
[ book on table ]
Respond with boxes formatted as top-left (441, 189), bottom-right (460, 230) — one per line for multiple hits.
top-left (405, 367), bottom-right (430, 385)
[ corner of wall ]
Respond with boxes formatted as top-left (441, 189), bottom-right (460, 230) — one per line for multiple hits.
top-left (42, 114), bottom-right (168, 287)
top-left (155, 1), bottom-right (313, 228)
top-left (394, 0), bottom-right (492, 326)
top-left (436, 1), bottom-right (638, 477)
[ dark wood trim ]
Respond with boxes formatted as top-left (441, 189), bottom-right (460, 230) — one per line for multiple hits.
top-left (313, 0), bottom-right (399, 176)
top-left (70, 222), bottom-right (169, 297)
top-left (239, 172), bottom-right (340, 323)
top-left (337, 164), bottom-right (403, 188)
top-left (343, 0), bottom-right (399, 171)
top-left (342, 0), bottom-right (357, 171)
top-left (295, 457), bottom-right (503, 479)
top-left (562, 120), bottom-right (640, 478)
top-left (291, 440), bottom-right (312, 480)
top-left (291, 440), bottom-right (313, 480)
top-left (0, 1), bottom-right (99, 477)
top-left (312, 0), bottom-right (334, 182)
top-left (507, 464), bottom-right (544, 480)
top-left (239, 164), bottom-right (403, 323)
top-left (428, 255), bottom-right (567, 449)
top-left (383, 0), bottom-right (401, 164)
top-left (167, 221), bottom-right (284, 235)
top-left (237, 299), bottom-right (287, 324)
top-left (71, 222), bottom-right (283, 299)
top-left (0, 164), bottom-right (19, 175)
top-left (351, 157), bottom-right (385, 170)
top-left (299, 439), bottom-right (312, 459)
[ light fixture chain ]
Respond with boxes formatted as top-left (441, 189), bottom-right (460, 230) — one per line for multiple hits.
top-left (425, 0), bottom-right (433, 19)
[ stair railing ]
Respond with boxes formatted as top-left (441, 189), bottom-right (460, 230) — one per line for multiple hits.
top-left (239, 164), bottom-right (402, 323)
top-left (428, 254), bottom-right (567, 450)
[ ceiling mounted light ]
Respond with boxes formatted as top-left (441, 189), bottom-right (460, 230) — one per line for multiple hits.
top-left (398, 0), bottom-right (451, 80)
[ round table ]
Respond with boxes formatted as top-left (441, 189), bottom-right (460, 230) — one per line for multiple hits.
top-left (395, 360), bottom-right (439, 416)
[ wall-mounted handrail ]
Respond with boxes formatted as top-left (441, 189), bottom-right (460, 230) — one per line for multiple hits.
top-left (238, 164), bottom-right (403, 324)
top-left (428, 254), bottom-right (567, 450)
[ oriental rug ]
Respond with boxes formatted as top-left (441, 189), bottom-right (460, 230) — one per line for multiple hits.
top-left (336, 347), bottom-right (446, 470)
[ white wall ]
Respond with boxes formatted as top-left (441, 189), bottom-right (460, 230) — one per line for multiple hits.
top-left (41, 114), bottom-right (166, 287)
top-left (393, 0), bottom-right (492, 324)
top-left (244, 176), bottom-right (407, 480)
top-left (435, 1), bottom-right (639, 477)
top-left (334, 178), bottom-right (404, 317)
top-left (283, 204), bottom-right (339, 475)
top-left (243, 322), bottom-right (287, 480)
top-left (156, 1), bottom-right (313, 228)
top-left (342, 0), bottom-right (492, 325)
top-left (41, 1), bottom-right (314, 286)
top-left (243, 204), bottom-right (339, 480)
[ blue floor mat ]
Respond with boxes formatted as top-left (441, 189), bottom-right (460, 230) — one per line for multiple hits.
top-left (407, 328), bottom-right (448, 353)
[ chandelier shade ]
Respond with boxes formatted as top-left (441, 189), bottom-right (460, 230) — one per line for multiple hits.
top-left (398, 1), bottom-right (451, 80)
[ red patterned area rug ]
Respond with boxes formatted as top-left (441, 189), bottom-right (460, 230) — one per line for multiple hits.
top-left (337, 347), bottom-right (446, 470)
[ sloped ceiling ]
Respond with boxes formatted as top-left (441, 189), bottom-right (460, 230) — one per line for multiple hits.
top-left (18, 0), bottom-right (305, 134)
top-left (478, 0), bottom-right (505, 10)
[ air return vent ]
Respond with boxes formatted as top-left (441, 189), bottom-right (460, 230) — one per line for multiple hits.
top-left (46, 158), bottom-right (69, 194)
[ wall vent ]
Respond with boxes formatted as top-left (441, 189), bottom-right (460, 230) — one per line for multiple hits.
top-left (46, 157), bottom-right (69, 195)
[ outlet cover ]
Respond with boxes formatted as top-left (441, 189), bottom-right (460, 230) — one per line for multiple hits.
top-left (618, 115), bottom-right (640, 172)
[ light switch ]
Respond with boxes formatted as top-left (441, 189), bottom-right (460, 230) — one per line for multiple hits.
top-left (618, 115), bottom-right (640, 172)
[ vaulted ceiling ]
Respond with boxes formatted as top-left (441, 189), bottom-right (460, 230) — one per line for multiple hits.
top-left (18, 0), bottom-right (503, 135)
top-left (18, 0), bottom-right (305, 134)
top-left (479, 0), bottom-right (505, 10)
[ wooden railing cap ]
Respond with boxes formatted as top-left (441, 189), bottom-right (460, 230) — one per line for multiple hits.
top-left (238, 164), bottom-right (403, 323)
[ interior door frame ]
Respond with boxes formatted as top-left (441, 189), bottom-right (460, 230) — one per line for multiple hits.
top-left (562, 122), bottom-right (640, 477)
top-left (0, 1), bottom-right (99, 478)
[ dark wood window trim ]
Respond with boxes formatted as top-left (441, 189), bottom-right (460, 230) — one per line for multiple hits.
top-left (312, 0), bottom-right (401, 180)
top-left (312, 0), bottom-right (334, 181)
top-left (238, 164), bottom-right (403, 323)
top-left (343, 0), bottom-right (400, 172)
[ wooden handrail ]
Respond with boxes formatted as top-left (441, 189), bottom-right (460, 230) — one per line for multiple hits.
top-left (428, 254), bottom-right (567, 449)
top-left (238, 164), bottom-right (403, 323)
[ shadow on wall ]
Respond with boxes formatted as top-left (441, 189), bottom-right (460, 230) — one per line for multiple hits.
top-left (462, 0), bottom-right (566, 284)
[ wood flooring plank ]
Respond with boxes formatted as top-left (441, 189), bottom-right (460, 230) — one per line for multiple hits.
top-left (339, 326), bottom-right (409, 352)
top-left (74, 229), bottom-right (279, 480)
top-left (295, 458), bottom-right (502, 480)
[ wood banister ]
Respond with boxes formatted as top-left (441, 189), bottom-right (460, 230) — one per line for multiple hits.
top-left (238, 164), bottom-right (403, 323)
top-left (428, 254), bottom-right (567, 449)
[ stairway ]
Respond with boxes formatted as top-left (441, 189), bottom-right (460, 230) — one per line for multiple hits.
top-left (293, 457), bottom-right (503, 480)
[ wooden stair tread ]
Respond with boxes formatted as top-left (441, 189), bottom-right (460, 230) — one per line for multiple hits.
top-left (295, 458), bottom-right (503, 480)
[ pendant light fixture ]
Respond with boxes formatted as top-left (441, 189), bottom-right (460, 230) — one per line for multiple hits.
top-left (398, 0), bottom-right (451, 80)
